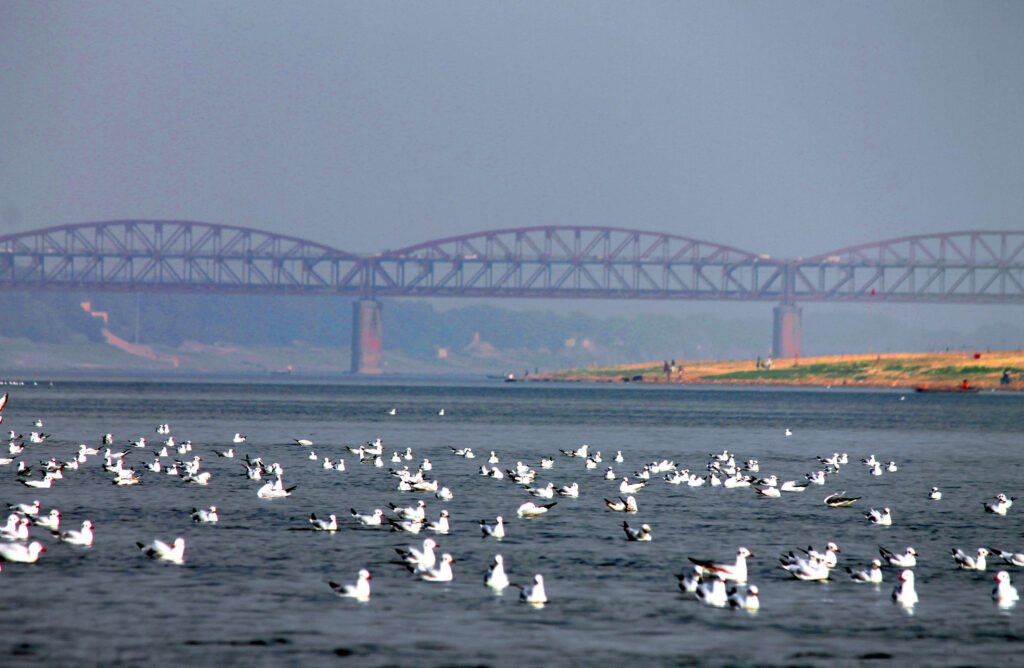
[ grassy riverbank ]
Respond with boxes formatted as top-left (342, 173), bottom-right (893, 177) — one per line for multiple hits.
top-left (535, 350), bottom-right (1024, 390)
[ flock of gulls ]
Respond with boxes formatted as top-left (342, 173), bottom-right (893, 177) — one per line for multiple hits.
top-left (1, 389), bottom-right (1021, 618)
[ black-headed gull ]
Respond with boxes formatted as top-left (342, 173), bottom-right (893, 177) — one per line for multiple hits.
top-left (879, 545), bottom-right (917, 568)
top-left (390, 500), bottom-right (426, 522)
top-left (984, 493), bottom-right (1015, 515)
top-left (481, 516), bottom-right (505, 539)
top-left (527, 483), bottom-right (555, 499)
top-left (309, 513), bottom-right (338, 532)
top-left (417, 553), bottom-right (454, 582)
top-left (987, 547), bottom-right (1024, 567)
top-left (604, 496), bottom-right (638, 513)
top-left (780, 553), bottom-right (829, 581)
top-left (398, 538), bottom-right (438, 570)
top-left (485, 554), bottom-right (510, 591)
top-left (190, 506), bottom-right (218, 523)
top-left (619, 477), bottom-right (646, 494)
top-left (232, 433), bottom-right (247, 444)
top-left (0, 540), bottom-right (46, 563)
top-left (556, 482), bottom-right (579, 498)
top-left (929, 487), bottom-right (942, 500)
top-left (866, 507), bottom-right (893, 526)
top-left (951, 547), bottom-right (988, 570)
top-left (257, 478), bottom-right (295, 499)
top-left (517, 502), bottom-right (556, 518)
top-left (8, 499), bottom-right (40, 516)
top-left (622, 521), bottom-right (652, 542)
top-left (1, 515), bottom-right (29, 541)
top-left (19, 473), bottom-right (56, 489)
top-left (993, 570), bottom-right (1019, 607)
top-left (676, 568), bottom-right (701, 594)
top-left (59, 520), bottom-right (94, 546)
top-left (560, 444), bottom-right (588, 458)
top-left (329, 569), bottom-right (371, 602)
top-left (350, 508), bottom-right (384, 526)
top-left (518, 573), bottom-right (547, 605)
top-left (689, 547), bottom-right (753, 583)
top-left (892, 569), bottom-right (918, 608)
top-left (846, 559), bottom-right (883, 583)
top-left (823, 491), bottom-right (860, 507)
top-left (426, 510), bottom-right (450, 534)
top-left (387, 518), bottom-right (424, 533)
top-left (728, 584), bottom-right (759, 612)
top-left (137, 537), bottom-right (185, 564)
top-left (695, 574), bottom-right (728, 607)
top-left (32, 508), bottom-right (60, 531)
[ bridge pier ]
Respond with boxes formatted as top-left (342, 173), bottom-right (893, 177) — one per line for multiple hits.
top-left (351, 298), bottom-right (383, 374)
top-left (772, 304), bottom-right (802, 359)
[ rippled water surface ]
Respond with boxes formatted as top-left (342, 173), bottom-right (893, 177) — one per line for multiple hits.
top-left (1, 380), bottom-right (1023, 666)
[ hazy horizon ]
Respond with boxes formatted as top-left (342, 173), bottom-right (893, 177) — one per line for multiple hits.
top-left (2, 1), bottom-right (1023, 334)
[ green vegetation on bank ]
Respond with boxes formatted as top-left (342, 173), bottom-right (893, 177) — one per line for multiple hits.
top-left (703, 361), bottom-right (873, 381)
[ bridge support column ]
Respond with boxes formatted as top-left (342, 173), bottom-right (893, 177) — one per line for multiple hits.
top-left (351, 298), bottom-right (383, 374)
top-left (772, 304), bottom-right (802, 359)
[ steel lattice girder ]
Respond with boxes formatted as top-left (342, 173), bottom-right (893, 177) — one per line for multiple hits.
top-left (2, 222), bottom-right (1024, 303)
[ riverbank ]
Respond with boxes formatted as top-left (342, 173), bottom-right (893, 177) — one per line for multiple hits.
top-left (532, 350), bottom-right (1024, 390)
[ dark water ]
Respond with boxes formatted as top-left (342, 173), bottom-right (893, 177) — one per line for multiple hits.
top-left (1, 380), bottom-right (1022, 666)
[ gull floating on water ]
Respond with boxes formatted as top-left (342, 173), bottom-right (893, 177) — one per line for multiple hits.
top-left (397, 537), bottom-right (438, 571)
top-left (622, 521), bottom-right (652, 542)
top-left (32, 508), bottom-right (60, 531)
top-left (190, 506), bottom-right (218, 523)
top-left (58, 519), bottom-right (94, 546)
top-left (0, 540), bottom-right (46, 563)
top-left (517, 502), bottom-right (556, 518)
top-left (9, 499), bottom-right (40, 516)
top-left (417, 553), bottom-right (454, 582)
top-left (987, 546), bottom-right (1024, 567)
top-left (823, 491), bottom-right (861, 507)
top-left (689, 547), bottom-right (753, 583)
top-left (137, 537), bottom-right (185, 564)
top-left (518, 573), bottom-right (547, 606)
top-left (480, 516), bottom-right (505, 539)
top-left (952, 547), bottom-right (988, 570)
top-left (604, 496), bottom-right (638, 513)
top-left (892, 569), bottom-right (918, 608)
top-left (695, 574), bottom-right (729, 607)
top-left (728, 584), bottom-right (760, 612)
top-left (984, 493), bottom-right (1015, 515)
top-left (879, 545), bottom-right (917, 568)
top-left (846, 559), bottom-right (884, 583)
top-left (350, 508), bottom-right (384, 526)
top-left (993, 570), bottom-right (1018, 607)
top-left (484, 554), bottom-right (511, 591)
top-left (329, 569), bottom-right (372, 602)
top-left (929, 487), bottom-right (942, 500)
top-left (309, 513), bottom-right (338, 532)
top-left (866, 507), bottom-right (893, 526)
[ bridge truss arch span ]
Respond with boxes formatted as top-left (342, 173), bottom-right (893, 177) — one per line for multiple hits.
top-left (0, 220), bottom-right (365, 295)
top-left (371, 225), bottom-right (787, 300)
top-left (790, 231), bottom-right (1024, 304)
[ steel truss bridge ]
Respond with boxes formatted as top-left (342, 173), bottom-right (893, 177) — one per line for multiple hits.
top-left (2, 221), bottom-right (1023, 370)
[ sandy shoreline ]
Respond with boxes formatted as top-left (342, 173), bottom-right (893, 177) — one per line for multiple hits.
top-left (530, 350), bottom-right (1024, 391)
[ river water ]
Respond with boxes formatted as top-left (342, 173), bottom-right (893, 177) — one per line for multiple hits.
top-left (0, 379), bottom-right (1022, 666)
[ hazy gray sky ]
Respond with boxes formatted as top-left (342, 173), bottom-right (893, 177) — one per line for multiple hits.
top-left (3, 0), bottom-right (1023, 261)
